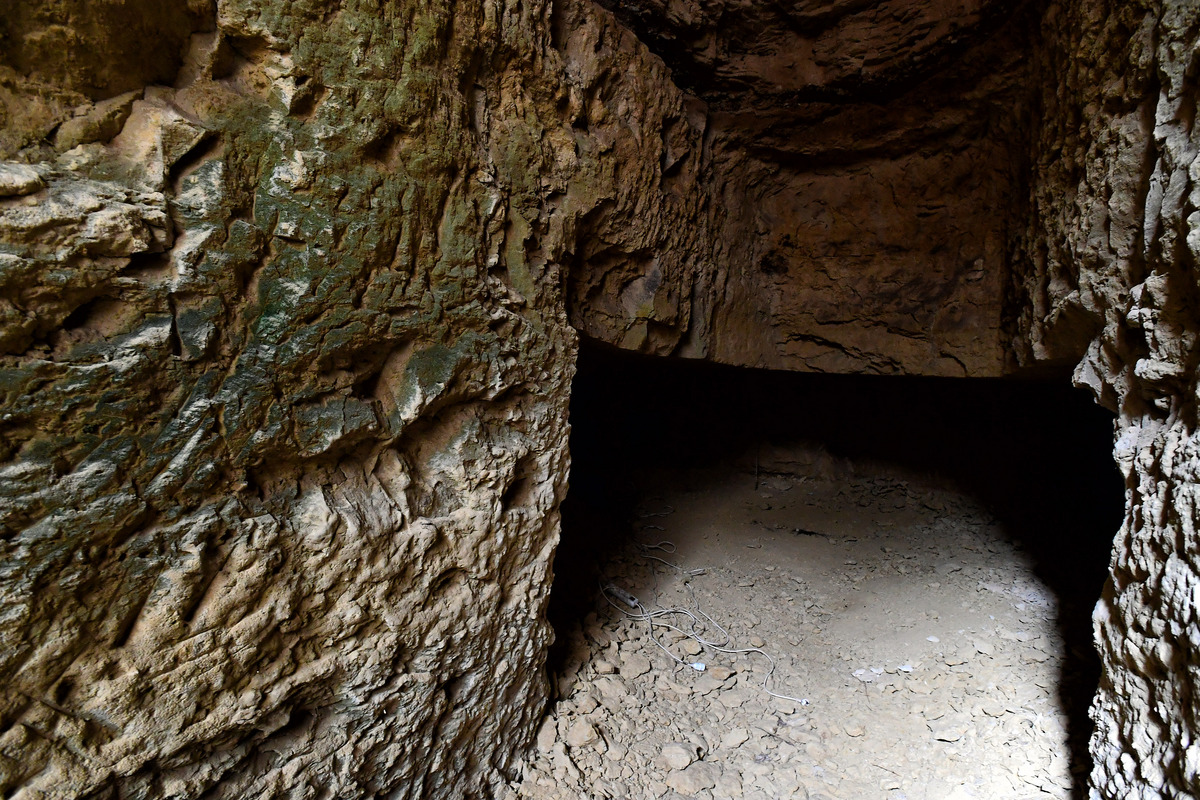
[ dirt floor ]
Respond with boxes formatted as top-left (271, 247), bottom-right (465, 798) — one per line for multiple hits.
top-left (510, 445), bottom-right (1096, 800)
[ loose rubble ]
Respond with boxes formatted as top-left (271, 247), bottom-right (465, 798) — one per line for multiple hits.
top-left (512, 454), bottom-right (1085, 800)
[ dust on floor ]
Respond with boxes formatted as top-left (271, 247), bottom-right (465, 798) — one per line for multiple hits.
top-left (509, 447), bottom-right (1089, 800)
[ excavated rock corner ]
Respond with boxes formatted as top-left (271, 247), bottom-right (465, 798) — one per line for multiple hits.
top-left (1017, 2), bottom-right (1200, 797)
top-left (0, 0), bottom-right (1197, 798)
top-left (575, 0), bottom-right (1041, 376)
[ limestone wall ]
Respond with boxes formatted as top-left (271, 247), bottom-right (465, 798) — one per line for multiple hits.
top-left (1017, 0), bottom-right (1200, 796)
top-left (565, 0), bottom-right (1039, 376)
top-left (2, 0), bottom-right (1199, 798)
top-left (0, 1), bottom-right (585, 796)
top-left (0, 0), bottom-right (781, 795)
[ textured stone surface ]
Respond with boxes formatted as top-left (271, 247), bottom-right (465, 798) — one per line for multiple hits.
top-left (561, 0), bottom-right (1041, 376)
top-left (0, 1), bottom-right (584, 796)
top-left (1015, 1), bottom-right (1200, 797)
top-left (593, 0), bottom-right (1020, 109)
top-left (0, 0), bottom-right (213, 156)
top-left (0, 0), bottom-right (804, 795)
top-left (1, 0), bottom-right (1199, 798)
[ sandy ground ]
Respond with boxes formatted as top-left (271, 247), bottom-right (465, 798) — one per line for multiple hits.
top-left (510, 446), bottom-right (1089, 800)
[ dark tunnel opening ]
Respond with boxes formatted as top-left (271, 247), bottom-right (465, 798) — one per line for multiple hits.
top-left (547, 340), bottom-right (1124, 796)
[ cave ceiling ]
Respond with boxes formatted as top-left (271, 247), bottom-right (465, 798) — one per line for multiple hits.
top-left (594, 0), bottom-right (1039, 159)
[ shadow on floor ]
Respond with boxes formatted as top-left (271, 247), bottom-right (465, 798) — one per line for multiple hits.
top-left (550, 341), bottom-right (1124, 796)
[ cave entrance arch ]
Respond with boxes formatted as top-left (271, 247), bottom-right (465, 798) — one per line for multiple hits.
top-left (542, 341), bottom-right (1122, 798)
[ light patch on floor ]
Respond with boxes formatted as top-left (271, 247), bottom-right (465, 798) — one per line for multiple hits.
top-left (512, 447), bottom-right (1081, 800)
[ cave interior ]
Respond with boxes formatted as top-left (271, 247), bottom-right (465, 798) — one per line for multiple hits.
top-left (551, 342), bottom-right (1124, 790)
top-left (543, 0), bottom-right (1133, 791)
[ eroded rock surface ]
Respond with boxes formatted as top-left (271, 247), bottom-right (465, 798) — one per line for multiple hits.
top-left (578, 0), bottom-right (1040, 376)
top-left (0, 0), bottom-right (1198, 798)
top-left (1016, 1), bottom-right (1200, 797)
top-left (0, 2), bottom-right (585, 796)
top-left (0, 0), bottom-right (212, 156)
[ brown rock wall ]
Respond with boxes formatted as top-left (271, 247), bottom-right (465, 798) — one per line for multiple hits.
top-left (0, 0), bottom-right (213, 156)
top-left (0, 1), bottom-right (585, 796)
top-left (559, 0), bottom-right (1040, 375)
top-left (0, 0), bottom-right (809, 794)
top-left (2, 0), bottom-right (1199, 797)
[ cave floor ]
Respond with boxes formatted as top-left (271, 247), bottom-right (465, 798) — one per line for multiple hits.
top-left (513, 446), bottom-right (1088, 800)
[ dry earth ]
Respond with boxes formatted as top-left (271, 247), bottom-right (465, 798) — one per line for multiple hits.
top-left (512, 448), bottom-right (1090, 800)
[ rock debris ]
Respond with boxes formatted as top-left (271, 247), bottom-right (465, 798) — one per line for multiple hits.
top-left (511, 455), bottom-right (1082, 800)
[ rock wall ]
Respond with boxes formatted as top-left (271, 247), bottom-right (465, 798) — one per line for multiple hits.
top-left (3, 0), bottom-right (1199, 798)
top-left (0, 0), bottom-right (794, 795)
top-left (0, 1), bottom-right (589, 796)
top-left (1017, 0), bottom-right (1200, 797)
top-left (566, 0), bottom-right (1041, 376)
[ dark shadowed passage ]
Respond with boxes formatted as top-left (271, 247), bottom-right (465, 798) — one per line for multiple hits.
top-left (542, 341), bottom-right (1123, 798)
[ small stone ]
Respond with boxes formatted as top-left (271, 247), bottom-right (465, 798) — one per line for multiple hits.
top-left (976, 700), bottom-right (1006, 717)
top-left (722, 728), bottom-right (751, 749)
top-left (943, 649), bottom-right (969, 666)
top-left (926, 636), bottom-right (940, 643)
top-left (844, 724), bottom-right (865, 737)
top-left (681, 639), bottom-right (702, 656)
top-left (665, 762), bottom-right (720, 795)
top-left (646, 780), bottom-right (670, 797)
top-left (772, 696), bottom-right (797, 714)
top-left (551, 742), bottom-right (582, 781)
top-left (658, 742), bottom-right (699, 771)
top-left (715, 769), bottom-right (744, 797)
top-left (0, 163), bottom-right (44, 197)
top-left (708, 666), bottom-right (735, 681)
top-left (621, 652), bottom-right (652, 678)
top-left (594, 659), bottom-right (616, 674)
top-left (566, 719), bottom-right (599, 748)
top-left (749, 636), bottom-right (765, 648)
top-left (535, 716), bottom-right (557, 753)
top-left (929, 719), bottom-right (966, 742)
top-left (720, 689), bottom-right (748, 710)
top-left (593, 676), bottom-right (629, 701)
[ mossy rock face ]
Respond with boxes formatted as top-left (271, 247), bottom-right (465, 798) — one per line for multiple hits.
top-left (0, 1), bottom-right (579, 797)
